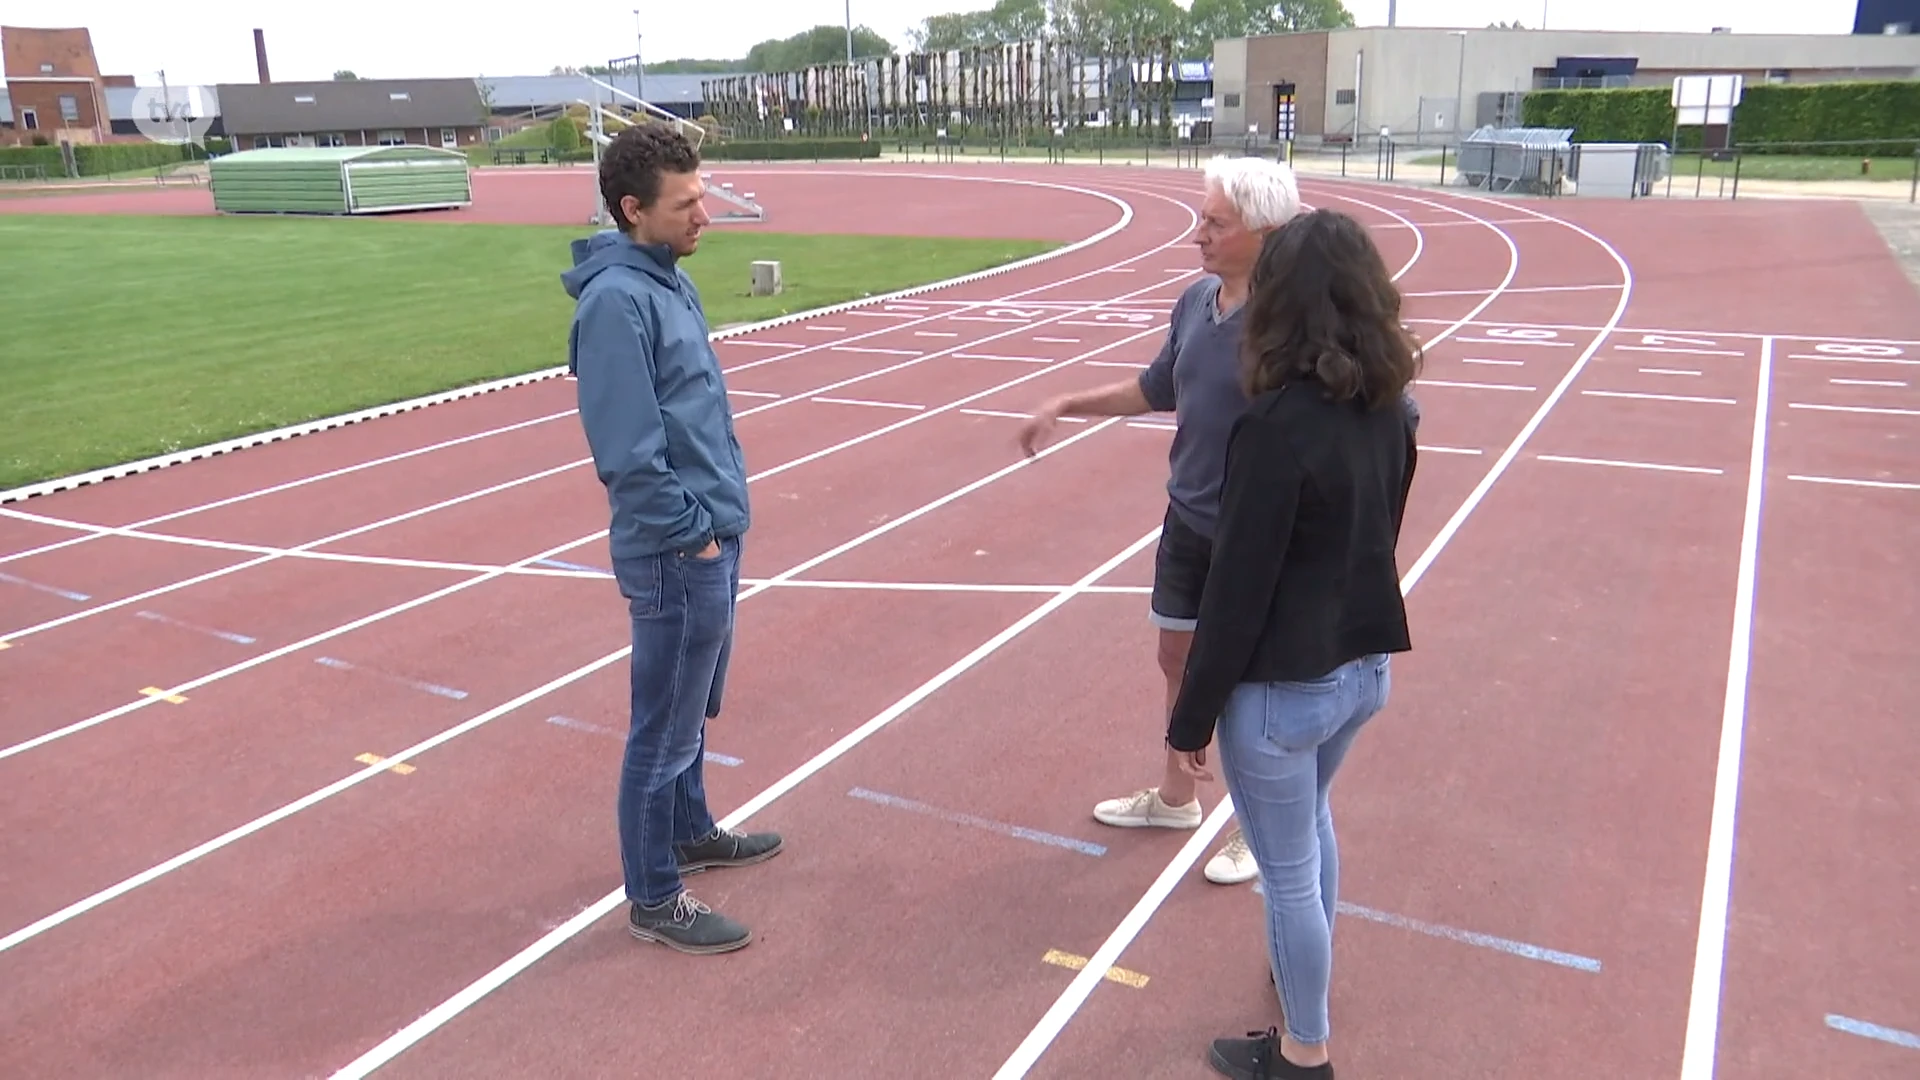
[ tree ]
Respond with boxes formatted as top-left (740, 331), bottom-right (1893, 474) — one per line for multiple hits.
top-left (1181, 0), bottom-right (1356, 57)
top-left (743, 25), bottom-right (894, 71)
top-left (911, 0), bottom-right (1046, 50)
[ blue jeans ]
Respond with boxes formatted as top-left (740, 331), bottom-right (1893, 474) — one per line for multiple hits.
top-left (1214, 652), bottom-right (1392, 1046)
top-left (612, 535), bottom-right (740, 908)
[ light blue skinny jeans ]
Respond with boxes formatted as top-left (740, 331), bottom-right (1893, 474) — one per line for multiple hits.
top-left (1214, 652), bottom-right (1392, 1045)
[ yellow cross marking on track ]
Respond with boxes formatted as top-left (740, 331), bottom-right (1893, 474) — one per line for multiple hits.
top-left (140, 686), bottom-right (188, 704)
top-left (1042, 949), bottom-right (1150, 989)
top-left (355, 753), bottom-right (416, 775)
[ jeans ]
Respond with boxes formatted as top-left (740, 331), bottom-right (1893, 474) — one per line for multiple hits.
top-left (1214, 652), bottom-right (1392, 1046)
top-left (612, 534), bottom-right (741, 908)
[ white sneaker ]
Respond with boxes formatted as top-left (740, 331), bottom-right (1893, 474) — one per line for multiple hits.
top-left (1093, 788), bottom-right (1202, 829)
top-left (1203, 827), bottom-right (1257, 884)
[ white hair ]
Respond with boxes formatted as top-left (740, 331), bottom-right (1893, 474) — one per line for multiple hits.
top-left (1203, 154), bottom-right (1302, 231)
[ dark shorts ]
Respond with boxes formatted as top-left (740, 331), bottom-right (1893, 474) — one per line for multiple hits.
top-left (1150, 504), bottom-right (1212, 633)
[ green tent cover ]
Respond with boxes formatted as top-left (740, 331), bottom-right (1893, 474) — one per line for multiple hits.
top-left (209, 144), bottom-right (472, 215)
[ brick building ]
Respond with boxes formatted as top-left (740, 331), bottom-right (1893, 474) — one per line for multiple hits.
top-left (2, 25), bottom-right (134, 146)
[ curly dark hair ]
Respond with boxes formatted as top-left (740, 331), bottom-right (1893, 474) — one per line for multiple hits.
top-left (598, 123), bottom-right (701, 229)
top-left (1239, 208), bottom-right (1422, 409)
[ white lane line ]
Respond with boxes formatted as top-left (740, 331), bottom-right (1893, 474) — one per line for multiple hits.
top-left (0, 413), bottom-right (1133, 958)
top-left (0, 409), bottom-right (579, 569)
top-left (0, 306), bottom-right (1183, 761)
top-left (0, 458), bottom-right (587, 646)
top-left (323, 524), bottom-right (1166, 1080)
top-left (1679, 337), bottom-right (1774, 1078)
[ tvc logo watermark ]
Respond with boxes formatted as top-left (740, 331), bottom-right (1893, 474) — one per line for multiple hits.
top-left (131, 85), bottom-right (214, 147)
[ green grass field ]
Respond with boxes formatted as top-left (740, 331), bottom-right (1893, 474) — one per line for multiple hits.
top-left (0, 213), bottom-right (1056, 490)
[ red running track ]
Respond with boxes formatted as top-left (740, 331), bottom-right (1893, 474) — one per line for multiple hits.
top-left (1, 164), bottom-right (1916, 1080)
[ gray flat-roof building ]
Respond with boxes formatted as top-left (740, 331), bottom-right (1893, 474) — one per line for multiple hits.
top-left (1210, 27), bottom-right (1920, 145)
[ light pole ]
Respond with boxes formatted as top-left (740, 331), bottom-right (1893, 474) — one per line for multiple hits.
top-left (844, 0), bottom-right (853, 64)
top-left (633, 9), bottom-right (644, 102)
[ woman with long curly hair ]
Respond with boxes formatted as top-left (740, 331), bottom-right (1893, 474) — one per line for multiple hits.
top-left (1164, 208), bottom-right (1423, 1079)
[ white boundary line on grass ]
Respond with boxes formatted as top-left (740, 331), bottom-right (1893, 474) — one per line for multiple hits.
top-left (0, 172), bottom-right (1138, 506)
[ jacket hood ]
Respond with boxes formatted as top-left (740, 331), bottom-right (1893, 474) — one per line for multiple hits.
top-left (561, 229), bottom-right (680, 298)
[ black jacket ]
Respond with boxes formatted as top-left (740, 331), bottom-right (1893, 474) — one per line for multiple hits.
top-left (1165, 379), bottom-right (1417, 752)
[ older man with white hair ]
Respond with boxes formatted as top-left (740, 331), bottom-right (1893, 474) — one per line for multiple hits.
top-left (1018, 153), bottom-right (1303, 885)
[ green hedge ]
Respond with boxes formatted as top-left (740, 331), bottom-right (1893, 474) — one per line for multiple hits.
top-left (699, 139), bottom-right (879, 161)
top-left (1521, 80), bottom-right (1920, 155)
top-left (0, 140), bottom-right (212, 177)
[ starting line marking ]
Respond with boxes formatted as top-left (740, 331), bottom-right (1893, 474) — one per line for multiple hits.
top-left (544, 715), bottom-right (744, 766)
top-left (955, 353), bottom-right (1055, 365)
top-left (811, 397), bottom-right (925, 412)
top-left (139, 687), bottom-right (187, 705)
top-left (1253, 885), bottom-right (1603, 974)
top-left (0, 571), bottom-right (90, 603)
top-left (314, 656), bottom-right (469, 701)
top-left (1416, 378), bottom-right (1536, 393)
top-left (1789, 473), bottom-right (1920, 491)
top-left (1825, 1013), bottom-right (1920, 1051)
top-left (1583, 390), bottom-right (1737, 405)
top-left (133, 611), bottom-right (257, 645)
top-left (1538, 454), bottom-right (1723, 475)
top-left (1789, 402), bottom-right (1920, 417)
top-left (354, 753), bottom-right (416, 775)
top-left (959, 408), bottom-right (1088, 424)
top-left (832, 345), bottom-right (920, 356)
top-left (1041, 949), bottom-right (1150, 989)
top-left (847, 786), bottom-right (1106, 858)
top-left (1616, 345), bottom-right (1744, 357)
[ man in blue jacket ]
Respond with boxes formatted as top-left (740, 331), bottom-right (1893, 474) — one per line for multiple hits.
top-left (562, 123), bottom-right (780, 955)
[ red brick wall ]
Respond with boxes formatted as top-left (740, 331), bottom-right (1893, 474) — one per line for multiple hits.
top-left (5, 79), bottom-right (105, 142)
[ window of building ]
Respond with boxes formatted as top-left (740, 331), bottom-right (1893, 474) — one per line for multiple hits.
top-left (22, 108), bottom-right (38, 130)
top-left (1334, 89), bottom-right (1355, 105)
top-left (377, 129), bottom-right (404, 145)
top-left (318, 132), bottom-right (345, 146)
top-left (58, 95), bottom-right (80, 122)
top-left (295, 94), bottom-right (316, 104)
top-left (39, 62), bottom-right (53, 73)
top-left (389, 92), bottom-right (410, 101)
top-left (440, 127), bottom-right (457, 147)
top-left (1224, 92), bottom-right (1241, 107)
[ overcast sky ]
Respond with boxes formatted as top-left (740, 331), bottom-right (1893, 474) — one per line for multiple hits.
top-left (7, 0), bottom-right (1867, 85)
